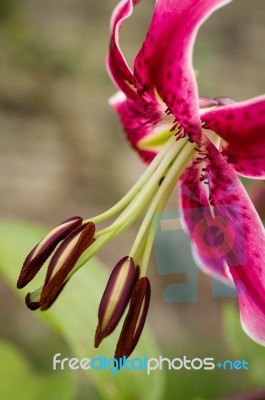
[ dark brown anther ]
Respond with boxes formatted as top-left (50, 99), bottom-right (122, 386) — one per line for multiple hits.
top-left (39, 222), bottom-right (95, 310)
top-left (94, 257), bottom-right (138, 348)
top-left (115, 277), bottom-right (151, 360)
top-left (17, 216), bottom-right (83, 289)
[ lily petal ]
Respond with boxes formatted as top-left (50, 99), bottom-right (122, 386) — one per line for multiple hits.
top-left (110, 91), bottom-right (169, 164)
top-left (207, 142), bottom-right (265, 345)
top-left (134, 0), bottom-right (232, 142)
top-left (201, 95), bottom-right (265, 178)
top-left (179, 159), bottom-right (229, 280)
top-left (108, 0), bottom-right (138, 99)
top-left (185, 140), bottom-right (265, 345)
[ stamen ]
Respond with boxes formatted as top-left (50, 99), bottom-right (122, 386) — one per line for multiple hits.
top-left (129, 140), bottom-right (196, 262)
top-left (95, 257), bottom-right (138, 347)
top-left (114, 277), bottom-right (151, 359)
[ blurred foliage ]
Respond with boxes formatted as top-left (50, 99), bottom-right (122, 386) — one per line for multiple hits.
top-left (0, 221), bottom-right (165, 400)
top-left (0, 0), bottom-right (264, 399)
top-left (0, 339), bottom-right (75, 400)
top-left (223, 304), bottom-right (265, 387)
top-left (0, 0), bottom-right (18, 22)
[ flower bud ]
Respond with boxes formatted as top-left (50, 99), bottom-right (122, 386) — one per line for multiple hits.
top-left (214, 96), bottom-right (236, 106)
top-left (17, 216), bottom-right (83, 289)
top-left (115, 277), bottom-right (151, 359)
top-left (199, 96), bottom-right (218, 108)
top-left (95, 257), bottom-right (139, 348)
top-left (39, 221), bottom-right (95, 310)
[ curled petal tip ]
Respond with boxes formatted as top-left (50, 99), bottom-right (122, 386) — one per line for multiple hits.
top-left (17, 216), bottom-right (83, 289)
top-left (95, 256), bottom-right (138, 346)
top-left (115, 277), bottom-right (151, 359)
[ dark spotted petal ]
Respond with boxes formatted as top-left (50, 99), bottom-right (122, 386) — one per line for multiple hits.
top-left (115, 277), bottom-right (150, 359)
top-left (206, 142), bottom-right (265, 345)
top-left (134, 0), bottom-right (232, 142)
top-left (17, 216), bottom-right (83, 289)
top-left (181, 138), bottom-right (265, 345)
top-left (110, 92), bottom-right (164, 164)
top-left (201, 95), bottom-right (265, 178)
top-left (179, 158), bottom-right (229, 280)
top-left (39, 222), bottom-right (95, 310)
top-left (95, 257), bottom-right (139, 347)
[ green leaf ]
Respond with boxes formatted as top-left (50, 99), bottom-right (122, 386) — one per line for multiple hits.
top-left (0, 339), bottom-right (75, 400)
top-left (223, 302), bottom-right (265, 385)
top-left (0, 221), bottom-right (165, 400)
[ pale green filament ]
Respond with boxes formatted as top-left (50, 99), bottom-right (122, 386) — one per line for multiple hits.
top-left (83, 134), bottom-right (178, 224)
top-left (129, 141), bottom-right (196, 260)
top-left (32, 134), bottom-right (197, 292)
top-left (71, 138), bottom-right (196, 278)
top-left (93, 136), bottom-right (187, 238)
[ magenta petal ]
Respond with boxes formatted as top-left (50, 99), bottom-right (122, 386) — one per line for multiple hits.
top-left (205, 142), bottom-right (265, 345)
top-left (107, 0), bottom-right (139, 99)
top-left (201, 95), bottom-right (265, 178)
top-left (110, 91), bottom-right (161, 164)
top-left (134, 0), bottom-right (232, 142)
top-left (181, 142), bottom-right (265, 344)
top-left (179, 159), bottom-right (230, 280)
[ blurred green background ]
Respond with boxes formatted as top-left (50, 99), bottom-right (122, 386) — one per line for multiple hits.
top-left (0, 0), bottom-right (264, 399)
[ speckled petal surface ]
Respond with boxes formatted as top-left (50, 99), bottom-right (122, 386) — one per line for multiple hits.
top-left (179, 157), bottom-right (229, 280)
top-left (110, 91), bottom-right (163, 163)
top-left (134, 0), bottom-right (232, 142)
top-left (205, 141), bottom-right (265, 345)
top-left (201, 95), bottom-right (265, 178)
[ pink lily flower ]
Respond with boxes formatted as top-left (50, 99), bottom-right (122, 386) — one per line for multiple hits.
top-left (17, 0), bottom-right (265, 358)
top-left (108, 0), bottom-right (265, 345)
